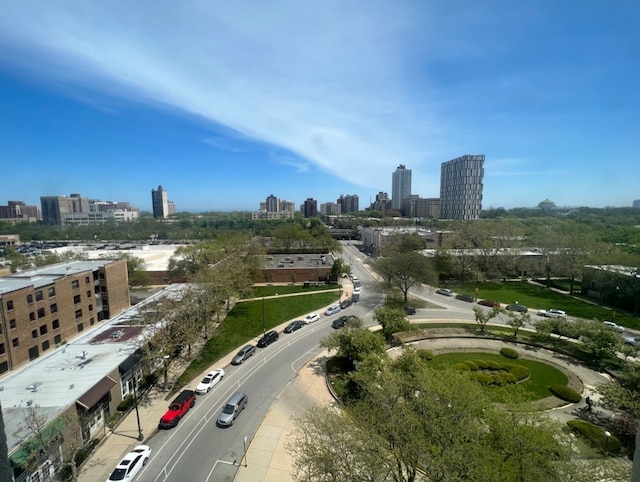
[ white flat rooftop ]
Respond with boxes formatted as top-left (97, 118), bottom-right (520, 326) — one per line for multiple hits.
top-left (0, 284), bottom-right (184, 456)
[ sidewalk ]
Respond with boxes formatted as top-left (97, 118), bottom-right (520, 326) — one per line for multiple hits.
top-left (76, 347), bottom-right (240, 482)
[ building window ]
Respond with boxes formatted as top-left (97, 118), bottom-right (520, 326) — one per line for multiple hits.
top-left (54, 334), bottom-right (61, 344)
top-left (52, 319), bottom-right (60, 329)
top-left (85, 276), bottom-right (90, 284)
top-left (37, 308), bottom-right (46, 319)
top-left (7, 300), bottom-right (14, 310)
top-left (9, 319), bottom-right (16, 329)
top-left (35, 291), bottom-right (43, 302)
top-left (50, 303), bottom-right (58, 313)
top-left (89, 304), bottom-right (93, 312)
top-left (42, 340), bottom-right (50, 351)
top-left (0, 325), bottom-right (2, 334)
top-left (73, 294), bottom-right (81, 304)
top-left (0, 361), bottom-right (8, 374)
top-left (87, 290), bottom-right (92, 298)
top-left (71, 280), bottom-right (79, 289)
top-left (48, 287), bottom-right (56, 297)
top-left (27, 294), bottom-right (34, 304)
top-left (99, 273), bottom-right (105, 280)
top-left (77, 323), bottom-right (84, 332)
top-left (29, 312), bottom-right (36, 321)
top-left (75, 309), bottom-right (83, 319)
top-left (32, 329), bottom-right (38, 339)
top-left (40, 325), bottom-right (48, 336)
top-left (0, 343), bottom-right (4, 355)
top-left (90, 317), bottom-right (95, 326)
top-left (12, 338), bottom-right (19, 347)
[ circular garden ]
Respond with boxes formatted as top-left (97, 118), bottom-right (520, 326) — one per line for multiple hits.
top-left (412, 346), bottom-right (583, 407)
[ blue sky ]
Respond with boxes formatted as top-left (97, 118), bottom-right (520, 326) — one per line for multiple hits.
top-left (1, 1), bottom-right (638, 213)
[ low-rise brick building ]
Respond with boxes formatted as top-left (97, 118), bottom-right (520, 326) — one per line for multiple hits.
top-left (0, 259), bottom-right (129, 375)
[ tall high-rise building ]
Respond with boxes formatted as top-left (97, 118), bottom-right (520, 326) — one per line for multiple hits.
top-left (302, 198), bottom-right (318, 218)
top-left (40, 194), bottom-right (89, 224)
top-left (265, 194), bottom-right (279, 212)
top-left (337, 194), bottom-right (359, 214)
top-left (439, 155), bottom-right (485, 220)
top-left (391, 165), bottom-right (412, 210)
top-left (151, 185), bottom-right (169, 219)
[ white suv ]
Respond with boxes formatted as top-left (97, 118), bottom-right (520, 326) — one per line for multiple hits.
top-left (537, 309), bottom-right (567, 318)
top-left (603, 321), bottom-right (624, 332)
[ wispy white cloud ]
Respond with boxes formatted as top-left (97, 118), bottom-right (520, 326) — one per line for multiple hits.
top-left (1, 1), bottom-right (638, 209)
top-left (0, 1), bottom-right (452, 188)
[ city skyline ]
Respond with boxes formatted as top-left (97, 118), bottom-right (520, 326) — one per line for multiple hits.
top-left (1, 2), bottom-right (639, 212)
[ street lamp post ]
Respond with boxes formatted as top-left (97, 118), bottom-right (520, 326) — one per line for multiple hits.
top-left (604, 430), bottom-right (611, 455)
top-left (261, 296), bottom-right (266, 337)
top-left (132, 376), bottom-right (144, 441)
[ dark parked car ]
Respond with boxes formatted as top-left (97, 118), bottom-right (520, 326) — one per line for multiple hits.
top-left (257, 330), bottom-right (279, 347)
top-left (284, 320), bottom-right (305, 333)
top-left (231, 344), bottom-right (256, 365)
top-left (478, 299), bottom-right (500, 308)
top-left (339, 298), bottom-right (353, 309)
top-left (332, 315), bottom-right (349, 329)
top-left (435, 288), bottom-right (452, 296)
top-left (403, 306), bottom-right (416, 315)
top-left (455, 294), bottom-right (475, 303)
top-left (506, 304), bottom-right (528, 313)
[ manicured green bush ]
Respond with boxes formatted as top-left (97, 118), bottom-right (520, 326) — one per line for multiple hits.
top-left (485, 360), bottom-right (504, 370)
top-left (417, 349), bottom-right (434, 361)
top-left (464, 361), bottom-right (479, 370)
top-left (472, 373), bottom-right (493, 384)
top-left (493, 373), bottom-right (517, 386)
top-left (473, 359), bottom-right (489, 369)
top-left (117, 394), bottom-right (135, 412)
top-left (567, 419), bottom-right (622, 454)
top-left (500, 347), bottom-right (520, 359)
top-left (455, 362), bottom-right (471, 371)
top-left (502, 364), bottom-right (530, 381)
top-left (549, 384), bottom-right (582, 403)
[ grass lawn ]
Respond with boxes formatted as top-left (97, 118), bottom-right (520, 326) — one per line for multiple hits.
top-left (174, 288), bottom-right (338, 389)
top-left (429, 352), bottom-right (569, 403)
top-left (448, 281), bottom-right (640, 330)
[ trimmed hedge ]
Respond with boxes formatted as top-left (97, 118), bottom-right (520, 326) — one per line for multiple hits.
top-left (567, 419), bottom-right (622, 454)
top-left (473, 359), bottom-right (489, 369)
top-left (549, 384), bottom-right (581, 403)
top-left (500, 347), bottom-right (520, 359)
top-left (117, 394), bottom-right (135, 412)
top-left (417, 349), bottom-right (434, 361)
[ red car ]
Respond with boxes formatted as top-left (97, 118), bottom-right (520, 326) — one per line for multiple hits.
top-left (478, 299), bottom-right (500, 308)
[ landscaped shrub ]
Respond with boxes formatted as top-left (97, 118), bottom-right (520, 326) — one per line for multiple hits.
top-left (465, 360), bottom-right (479, 370)
top-left (473, 359), bottom-right (489, 369)
top-left (139, 372), bottom-right (159, 390)
top-left (485, 360), bottom-right (504, 370)
top-left (74, 439), bottom-right (99, 467)
top-left (567, 419), bottom-right (622, 454)
top-left (502, 364), bottom-right (530, 381)
top-left (549, 384), bottom-right (581, 403)
top-left (493, 373), bottom-right (517, 386)
top-left (455, 362), bottom-right (471, 371)
top-left (117, 394), bottom-right (135, 412)
top-left (472, 373), bottom-right (493, 384)
top-left (500, 347), bottom-right (520, 359)
top-left (417, 349), bottom-right (434, 361)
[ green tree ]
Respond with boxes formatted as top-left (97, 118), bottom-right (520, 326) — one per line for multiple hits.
top-left (291, 361), bottom-right (592, 482)
top-left (504, 310), bottom-right (530, 338)
top-left (472, 306), bottom-right (501, 334)
top-left (373, 307), bottom-right (413, 342)
top-left (374, 251), bottom-right (436, 303)
top-left (321, 327), bottom-right (385, 371)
